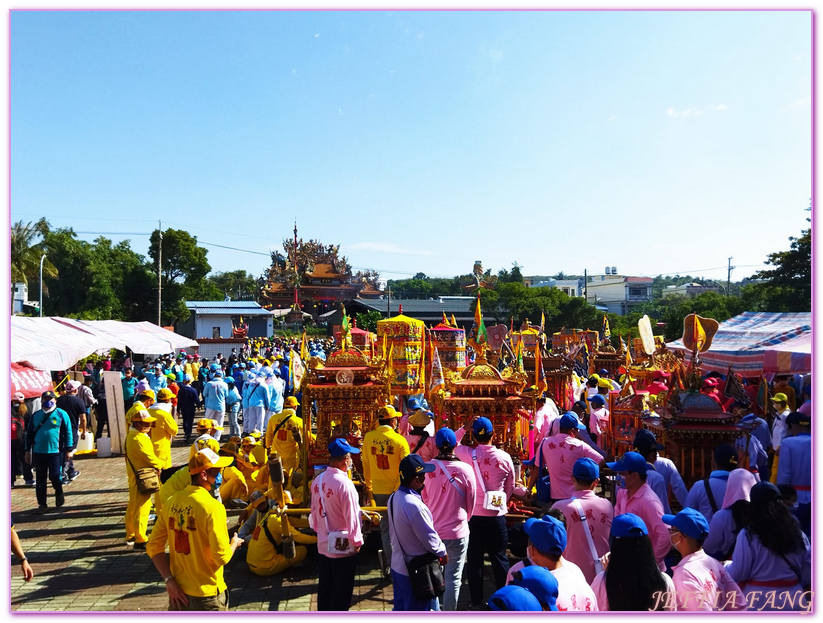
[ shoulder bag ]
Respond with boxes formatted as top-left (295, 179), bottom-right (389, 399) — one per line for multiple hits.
top-left (534, 439), bottom-right (552, 504)
top-left (125, 441), bottom-right (161, 494)
top-left (387, 492), bottom-right (445, 600)
top-left (569, 497), bottom-right (604, 575)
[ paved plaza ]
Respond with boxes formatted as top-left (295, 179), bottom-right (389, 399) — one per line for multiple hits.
top-left (10, 439), bottom-right (395, 612)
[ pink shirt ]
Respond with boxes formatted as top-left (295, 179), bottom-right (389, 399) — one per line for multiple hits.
top-left (422, 458), bottom-right (477, 540)
top-left (507, 559), bottom-right (598, 611)
top-left (551, 490), bottom-right (614, 583)
top-left (614, 483), bottom-right (670, 569)
top-left (403, 432), bottom-right (438, 462)
top-left (541, 434), bottom-right (603, 501)
top-left (589, 407), bottom-right (609, 437)
top-left (309, 466), bottom-right (363, 559)
top-left (671, 549), bottom-right (746, 611)
top-left (455, 443), bottom-right (515, 517)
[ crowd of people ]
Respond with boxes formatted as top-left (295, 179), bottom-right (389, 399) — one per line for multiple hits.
top-left (11, 338), bottom-right (813, 612)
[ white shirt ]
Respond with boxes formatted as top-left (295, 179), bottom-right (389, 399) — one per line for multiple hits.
top-left (771, 408), bottom-right (791, 451)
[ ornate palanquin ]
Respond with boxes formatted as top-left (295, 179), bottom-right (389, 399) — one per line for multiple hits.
top-left (443, 358), bottom-right (528, 460)
top-left (430, 323), bottom-right (467, 371)
top-left (551, 329), bottom-right (598, 352)
top-left (301, 347), bottom-right (389, 481)
top-left (647, 392), bottom-right (741, 487)
top-left (542, 353), bottom-right (576, 412)
top-left (376, 314), bottom-right (425, 396)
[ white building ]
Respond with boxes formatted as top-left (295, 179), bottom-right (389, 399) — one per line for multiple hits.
top-left (662, 283), bottom-right (724, 298)
top-left (179, 300), bottom-right (274, 339)
top-left (585, 275), bottom-right (653, 315)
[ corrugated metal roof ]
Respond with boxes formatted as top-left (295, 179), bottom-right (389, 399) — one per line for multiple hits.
top-left (185, 300), bottom-right (273, 316)
top-left (354, 297), bottom-right (476, 313)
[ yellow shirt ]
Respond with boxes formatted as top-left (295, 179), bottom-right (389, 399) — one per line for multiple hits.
top-left (220, 465), bottom-right (249, 503)
top-left (149, 404), bottom-right (178, 469)
top-left (157, 466), bottom-right (190, 512)
top-left (125, 427), bottom-right (164, 491)
top-left (264, 409), bottom-right (309, 470)
top-left (362, 425), bottom-right (410, 495)
top-left (146, 485), bottom-right (233, 597)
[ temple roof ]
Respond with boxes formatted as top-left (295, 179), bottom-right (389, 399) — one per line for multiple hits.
top-left (306, 263), bottom-right (346, 279)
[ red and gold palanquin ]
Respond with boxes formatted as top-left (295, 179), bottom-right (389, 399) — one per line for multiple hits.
top-left (377, 314), bottom-right (425, 396)
top-left (430, 323), bottom-right (467, 371)
top-left (301, 348), bottom-right (389, 483)
top-left (443, 361), bottom-right (527, 460)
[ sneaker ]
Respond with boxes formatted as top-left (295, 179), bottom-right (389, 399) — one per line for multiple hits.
top-left (133, 542), bottom-right (147, 551)
top-left (35, 504), bottom-right (48, 514)
top-left (56, 492), bottom-right (65, 507)
top-left (68, 470), bottom-right (81, 481)
top-left (24, 480), bottom-right (35, 487)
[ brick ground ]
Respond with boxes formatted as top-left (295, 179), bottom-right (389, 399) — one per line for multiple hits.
top-left (11, 425), bottom-right (502, 612)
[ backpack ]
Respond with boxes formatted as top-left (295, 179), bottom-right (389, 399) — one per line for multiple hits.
top-left (11, 412), bottom-right (25, 441)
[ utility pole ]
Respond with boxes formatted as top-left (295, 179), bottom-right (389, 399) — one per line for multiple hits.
top-left (387, 286), bottom-right (391, 317)
top-left (157, 221), bottom-right (163, 326)
top-left (584, 269), bottom-right (588, 302)
top-left (727, 257), bottom-right (735, 296)
top-left (39, 252), bottom-right (46, 317)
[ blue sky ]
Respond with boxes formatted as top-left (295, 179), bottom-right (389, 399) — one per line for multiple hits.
top-left (11, 10), bottom-right (811, 284)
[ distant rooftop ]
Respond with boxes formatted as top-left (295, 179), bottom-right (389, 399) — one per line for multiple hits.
top-left (185, 300), bottom-right (273, 316)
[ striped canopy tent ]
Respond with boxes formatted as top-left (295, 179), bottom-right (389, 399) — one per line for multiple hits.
top-left (667, 312), bottom-right (811, 378)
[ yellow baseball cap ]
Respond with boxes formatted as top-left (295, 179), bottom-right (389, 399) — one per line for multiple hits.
top-left (771, 393), bottom-right (788, 403)
top-left (157, 388), bottom-right (175, 401)
top-left (138, 388), bottom-right (156, 400)
top-left (284, 396), bottom-right (300, 408)
top-left (376, 405), bottom-right (399, 420)
top-left (196, 418), bottom-right (223, 431)
top-left (189, 435), bottom-right (220, 458)
top-left (188, 448), bottom-right (233, 474)
top-left (241, 435), bottom-right (258, 446)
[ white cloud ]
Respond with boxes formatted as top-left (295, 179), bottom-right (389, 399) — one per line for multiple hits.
top-left (347, 242), bottom-right (435, 257)
top-left (314, 33), bottom-right (320, 39)
top-left (666, 104), bottom-right (727, 118)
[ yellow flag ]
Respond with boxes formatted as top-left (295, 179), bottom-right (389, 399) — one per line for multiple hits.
top-left (693, 314), bottom-right (706, 351)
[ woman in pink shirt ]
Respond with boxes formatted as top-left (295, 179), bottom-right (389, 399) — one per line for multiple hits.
top-left (664, 507), bottom-right (746, 611)
top-left (422, 428), bottom-right (477, 610)
top-left (590, 513), bottom-right (675, 611)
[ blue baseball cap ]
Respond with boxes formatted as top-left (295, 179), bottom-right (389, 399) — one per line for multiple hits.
top-left (598, 368), bottom-right (610, 377)
top-left (435, 427), bottom-right (457, 449)
top-left (328, 437), bottom-right (361, 458)
top-left (487, 585), bottom-right (542, 612)
top-left (558, 412), bottom-right (586, 432)
top-left (510, 565), bottom-right (559, 611)
top-left (607, 451), bottom-right (648, 474)
top-left (662, 507), bottom-right (710, 541)
top-left (472, 417), bottom-right (494, 436)
top-left (589, 394), bottom-right (606, 407)
top-left (399, 454), bottom-right (436, 481)
top-left (573, 457), bottom-right (600, 481)
top-left (407, 397), bottom-right (423, 410)
top-left (611, 513), bottom-right (649, 538)
top-left (524, 515), bottom-right (567, 556)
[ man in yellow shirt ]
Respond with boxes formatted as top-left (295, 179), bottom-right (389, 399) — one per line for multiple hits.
top-left (147, 448), bottom-right (243, 610)
top-left (125, 410), bottom-right (164, 548)
top-left (125, 389), bottom-right (156, 428)
top-left (362, 404), bottom-right (410, 574)
top-left (265, 396), bottom-right (310, 480)
top-left (157, 436), bottom-right (220, 514)
top-left (149, 388), bottom-right (179, 469)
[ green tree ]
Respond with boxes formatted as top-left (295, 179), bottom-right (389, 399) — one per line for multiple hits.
top-left (10, 219), bottom-right (57, 290)
top-left (149, 228), bottom-right (213, 324)
top-left (744, 227), bottom-right (811, 312)
top-left (355, 310), bottom-right (383, 333)
top-left (206, 270), bottom-right (260, 300)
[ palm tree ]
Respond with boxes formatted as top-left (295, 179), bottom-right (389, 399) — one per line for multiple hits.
top-left (10, 219), bottom-right (57, 300)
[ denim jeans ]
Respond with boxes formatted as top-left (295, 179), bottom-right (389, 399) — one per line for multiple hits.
top-left (441, 536), bottom-right (469, 610)
top-left (227, 404), bottom-right (241, 437)
top-left (391, 569), bottom-right (440, 611)
top-left (373, 493), bottom-right (393, 570)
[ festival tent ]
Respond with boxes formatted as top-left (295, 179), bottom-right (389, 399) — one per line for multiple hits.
top-left (11, 362), bottom-right (54, 399)
top-left (667, 312), bottom-right (811, 377)
top-left (11, 316), bottom-right (198, 371)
